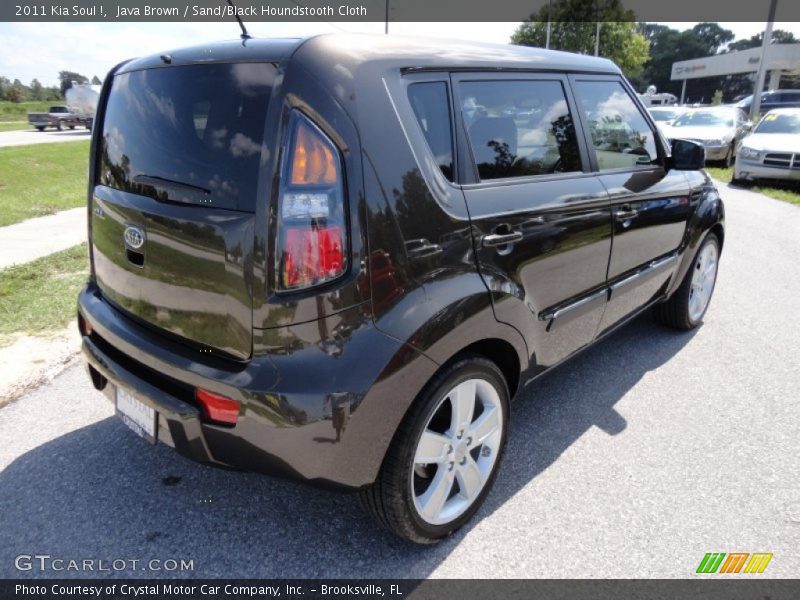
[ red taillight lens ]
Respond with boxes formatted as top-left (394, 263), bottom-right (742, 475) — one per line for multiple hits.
top-left (195, 388), bottom-right (240, 426)
top-left (282, 225), bottom-right (344, 289)
top-left (277, 111), bottom-right (347, 290)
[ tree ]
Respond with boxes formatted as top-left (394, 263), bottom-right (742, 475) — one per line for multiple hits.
top-left (58, 70), bottom-right (88, 96)
top-left (511, 0), bottom-right (650, 80)
top-left (637, 22), bottom-right (735, 98)
top-left (691, 22), bottom-right (734, 52)
top-left (7, 79), bottom-right (27, 102)
top-left (44, 86), bottom-right (62, 101)
top-left (29, 78), bottom-right (45, 101)
top-left (727, 29), bottom-right (798, 52)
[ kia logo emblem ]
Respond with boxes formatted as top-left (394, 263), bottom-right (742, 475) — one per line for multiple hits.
top-left (123, 226), bottom-right (145, 249)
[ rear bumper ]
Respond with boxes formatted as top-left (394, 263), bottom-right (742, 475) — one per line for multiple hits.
top-left (734, 159), bottom-right (800, 182)
top-left (78, 283), bottom-right (437, 489)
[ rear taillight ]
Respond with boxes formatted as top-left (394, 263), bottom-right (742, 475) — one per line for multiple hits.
top-left (195, 388), bottom-right (240, 426)
top-left (277, 111), bottom-right (347, 290)
top-left (78, 313), bottom-right (92, 336)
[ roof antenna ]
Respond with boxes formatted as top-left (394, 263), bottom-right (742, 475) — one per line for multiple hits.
top-left (226, 0), bottom-right (251, 41)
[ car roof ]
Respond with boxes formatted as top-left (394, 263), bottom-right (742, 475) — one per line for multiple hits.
top-left (117, 33), bottom-right (621, 75)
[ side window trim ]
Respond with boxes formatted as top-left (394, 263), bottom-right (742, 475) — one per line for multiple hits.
top-left (449, 71), bottom-right (594, 187)
top-left (567, 73), bottom-right (668, 174)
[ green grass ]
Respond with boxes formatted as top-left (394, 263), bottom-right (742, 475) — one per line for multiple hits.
top-left (0, 140), bottom-right (89, 226)
top-left (706, 166), bottom-right (800, 206)
top-left (0, 244), bottom-right (88, 346)
top-left (0, 121), bottom-right (33, 132)
top-left (0, 100), bottom-right (54, 122)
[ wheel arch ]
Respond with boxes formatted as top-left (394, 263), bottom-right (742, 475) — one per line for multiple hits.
top-left (439, 338), bottom-right (521, 400)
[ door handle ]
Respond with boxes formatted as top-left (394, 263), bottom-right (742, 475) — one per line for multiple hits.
top-left (615, 207), bottom-right (639, 221)
top-left (481, 230), bottom-right (523, 248)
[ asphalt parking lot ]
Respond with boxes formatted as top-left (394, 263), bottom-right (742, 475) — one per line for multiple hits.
top-left (0, 127), bottom-right (91, 148)
top-left (1, 183), bottom-right (798, 579)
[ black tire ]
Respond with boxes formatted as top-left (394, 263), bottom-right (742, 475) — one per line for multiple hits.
top-left (56, 120), bottom-right (63, 131)
top-left (722, 144), bottom-right (735, 169)
top-left (359, 356), bottom-right (509, 544)
top-left (35, 126), bottom-right (45, 132)
top-left (654, 233), bottom-right (720, 330)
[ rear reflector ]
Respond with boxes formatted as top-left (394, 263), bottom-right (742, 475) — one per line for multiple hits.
top-left (195, 388), bottom-right (240, 425)
top-left (78, 313), bottom-right (92, 336)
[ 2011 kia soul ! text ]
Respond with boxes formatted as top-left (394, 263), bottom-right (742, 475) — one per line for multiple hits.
top-left (78, 34), bottom-right (724, 543)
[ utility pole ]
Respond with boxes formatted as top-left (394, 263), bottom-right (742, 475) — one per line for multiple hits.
top-left (595, 22), bottom-right (601, 56)
top-left (594, 0), bottom-right (602, 56)
top-left (751, 0), bottom-right (778, 118)
top-left (545, 0), bottom-right (552, 49)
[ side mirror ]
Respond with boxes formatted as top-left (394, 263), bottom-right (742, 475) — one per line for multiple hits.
top-left (669, 139), bottom-right (705, 170)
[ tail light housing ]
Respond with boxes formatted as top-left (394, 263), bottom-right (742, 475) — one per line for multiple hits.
top-left (277, 111), bottom-right (347, 290)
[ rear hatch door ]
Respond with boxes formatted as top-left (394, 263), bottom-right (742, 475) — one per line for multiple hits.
top-left (91, 62), bottom-right (277, 360)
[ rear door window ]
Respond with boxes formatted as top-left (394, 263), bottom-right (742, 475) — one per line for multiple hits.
top-left (408, 82), bottom-right (454, 181)
top-left (459, 79), bottom-right (582, 181)
top-left (99, 63), bottom-right (277, 211)
top-left (573, 80), bottom-right (659, 171)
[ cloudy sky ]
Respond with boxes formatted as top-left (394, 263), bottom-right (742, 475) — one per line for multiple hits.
top-left (1, 21), bottom-right (799, 86)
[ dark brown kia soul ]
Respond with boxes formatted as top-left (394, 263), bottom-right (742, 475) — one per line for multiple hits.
top-left (78, 34), bottom-right (724, 543)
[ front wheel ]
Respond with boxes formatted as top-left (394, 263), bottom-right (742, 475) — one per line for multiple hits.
top-left (654, 233), bottom-right (720, 330)
top-left (359, 357), bottom-right (509, 543)
top-left (722, 145), bottom-right (734, 168)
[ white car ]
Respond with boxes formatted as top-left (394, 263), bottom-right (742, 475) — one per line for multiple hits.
top-left (734, 108), bottom-right (800, 184)
top-left (647, 106), bottom-right (687, 140)
top-left (669, 107), bottom-right (752, 167)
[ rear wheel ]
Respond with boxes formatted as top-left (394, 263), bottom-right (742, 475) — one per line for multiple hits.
top-left (359, 357), bottom-right (508, 543)
top-left (654, 233), bottom-right (720, 330)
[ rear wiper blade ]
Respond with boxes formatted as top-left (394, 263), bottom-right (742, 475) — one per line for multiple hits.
top-left (132, 174), bottom-right (211, 204)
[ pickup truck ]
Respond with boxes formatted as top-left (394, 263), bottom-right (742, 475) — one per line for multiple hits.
top-left (27, 106), bottom-right (86, 131)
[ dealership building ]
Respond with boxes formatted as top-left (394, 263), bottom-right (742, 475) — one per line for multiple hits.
top-left (671, 43), bottom-right (800, 103)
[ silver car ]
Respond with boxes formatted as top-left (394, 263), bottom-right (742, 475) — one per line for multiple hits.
top-left (734, 108), bottom-right (800, 184)
top-left (647, 106), bottom-right (687, 140)
top-left (669, 106), bottom-right (752, 167)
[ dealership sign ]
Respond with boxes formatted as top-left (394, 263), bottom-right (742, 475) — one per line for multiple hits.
top-left (671, 44), bottom-right (800, 80)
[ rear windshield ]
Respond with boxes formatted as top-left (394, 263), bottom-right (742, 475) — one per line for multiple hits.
top-left (99, 63), bottom-right (276, 211)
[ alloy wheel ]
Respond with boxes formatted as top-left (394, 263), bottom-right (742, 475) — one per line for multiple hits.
top-left (411, 378), bottom-right (504, 526)
top-left (688, 241), bottom-right (718, 322)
